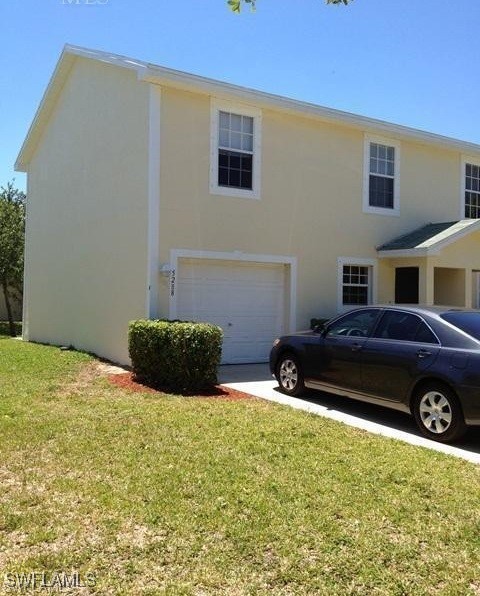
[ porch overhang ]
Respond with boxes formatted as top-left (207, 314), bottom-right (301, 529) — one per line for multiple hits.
top-left (377, 219), bottom-right (480, 258)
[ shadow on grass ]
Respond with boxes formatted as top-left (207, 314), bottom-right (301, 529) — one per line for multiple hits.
top-left (277, 386), bottom-right (480, 453)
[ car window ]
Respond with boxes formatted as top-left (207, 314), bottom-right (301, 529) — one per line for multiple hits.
top-left (326, 309), bottom-right (379, 338)
top-left (373, 311), bottom-right (438, 344)
top-left (414, 322), bottom-right (439, 344)
top-left (440, 311), bottom-right (480, 341)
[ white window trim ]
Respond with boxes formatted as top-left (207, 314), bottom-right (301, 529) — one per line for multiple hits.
top-left (337, 257), bottom-right (378, 313)
top-left (147, 84), bottom-right (162, 319)
top-left (460, 154), bottom-right (480, 220)
top-left (210, 98), bottom-right (262, 200)
top-left (363, 134), bottom-right (401, 216)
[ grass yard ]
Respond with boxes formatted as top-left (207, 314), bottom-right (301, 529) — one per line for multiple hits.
top-left (0, 336), bottom-right (479, 595)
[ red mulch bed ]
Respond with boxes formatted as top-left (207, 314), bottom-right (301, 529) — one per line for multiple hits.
top-left (108, 372), bottom-right (253, 400)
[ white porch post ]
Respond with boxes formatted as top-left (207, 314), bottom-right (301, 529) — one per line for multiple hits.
top-left (424, 260), bottom-right (435, 306)
top-left (465, 269), bottom-right (473, 308)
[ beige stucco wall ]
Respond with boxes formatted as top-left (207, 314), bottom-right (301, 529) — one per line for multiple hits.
top-left (23, 62), bottom-right (480, 363)
top-left (156, 86), bottom-right (469, 328)
top-left (434, 268), bottom-right (466, 306)
top-left (24, 58), bottom-right (150, 363)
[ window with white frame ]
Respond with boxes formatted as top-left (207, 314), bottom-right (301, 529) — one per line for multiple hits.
top-left (218, 111), bottom-right (254, 190)
top-left (363, 136), bottom-right (400, 215)
top-left (337, 257), bottom-right (377, 311)
top-left (210, 100), bottom-right (261, 199)
top-left (464, 162), bottom-right (480, 218)
top-left (342, 265), bottom-right (371, 305)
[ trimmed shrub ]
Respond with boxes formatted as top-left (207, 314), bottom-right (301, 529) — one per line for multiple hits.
top-left (128, 319), bottom-right (223, 393)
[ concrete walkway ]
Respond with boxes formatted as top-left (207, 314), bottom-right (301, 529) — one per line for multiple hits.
top-left (219, 363), bottom-right (480, 465)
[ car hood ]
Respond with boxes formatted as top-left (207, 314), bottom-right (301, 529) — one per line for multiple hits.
top-left (283, 330), bottom-right (317, 339)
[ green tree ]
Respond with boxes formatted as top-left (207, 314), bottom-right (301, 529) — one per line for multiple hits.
top-left (0, 182), bottom-right (26, 336)
top-left (228, 0), bottom-right (352, 12)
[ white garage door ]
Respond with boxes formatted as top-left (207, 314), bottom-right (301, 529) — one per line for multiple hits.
top-left (176, 258), bottom-right (287, 364)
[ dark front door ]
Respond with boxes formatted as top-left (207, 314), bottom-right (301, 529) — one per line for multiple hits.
top-left (395, 267), bottom-right (419, 304)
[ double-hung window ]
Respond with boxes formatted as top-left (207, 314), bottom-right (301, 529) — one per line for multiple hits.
top-left (210, 100), bottom-right (261, 199)
top-left (363, 135), bottom-right (400, 215)
top-left (464, 161), bottom-right (480, 219)
top-left (218, 111), bottom-right (253, 190)
top-left (342, 265), bottom-right (370, 305)
top-left (338, 258), bottom-right (377, 312)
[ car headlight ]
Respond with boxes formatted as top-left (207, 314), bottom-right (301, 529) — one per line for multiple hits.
top-left (272, 338), bottom-right (281, 347)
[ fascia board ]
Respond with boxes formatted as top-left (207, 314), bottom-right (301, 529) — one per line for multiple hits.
top-left (139, 66), bottom-right (480, 156)
top-left (377, 248), bottom-right (433, 259)
top-left (15, 50), bottom-right (77, 171)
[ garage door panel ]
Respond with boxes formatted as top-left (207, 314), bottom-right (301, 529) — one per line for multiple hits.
top-left (176, 258), bottom-right (287, 364)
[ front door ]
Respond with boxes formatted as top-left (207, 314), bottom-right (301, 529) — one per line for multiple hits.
top-left (395, 267), bottom-right (419, 304)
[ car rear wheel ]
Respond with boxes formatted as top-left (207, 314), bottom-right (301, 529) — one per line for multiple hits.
top-left (276, 354), bottom-right (305, 396)
top-left (413, 383), bottom-right (466, 443)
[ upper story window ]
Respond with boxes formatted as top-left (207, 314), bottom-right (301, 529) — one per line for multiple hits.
top-left (210, 99), bottom-right (261, 199)
top-left (363, 135), bottom-right (400, 216)
top-left (464, 161), bottom-right (480, 218)
top-left (218, 112), bottom-right (253, 190)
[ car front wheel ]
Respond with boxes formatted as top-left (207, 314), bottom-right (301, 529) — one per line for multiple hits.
top-left (412, 383), bottom-right (466, 443)
top-left (276, 354), bottom-right (305, 396)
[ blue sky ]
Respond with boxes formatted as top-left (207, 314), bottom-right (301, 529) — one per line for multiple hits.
top-left (2, 0), bottom-right (479, 192)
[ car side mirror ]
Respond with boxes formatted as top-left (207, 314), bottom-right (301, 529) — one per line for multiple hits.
top-left (313, 323), bottom-right (327, 335)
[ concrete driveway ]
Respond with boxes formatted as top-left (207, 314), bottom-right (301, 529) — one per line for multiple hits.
top-left (219, 363), bottom-right (480, 465)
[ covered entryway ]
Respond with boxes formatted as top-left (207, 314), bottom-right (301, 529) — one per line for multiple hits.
top-left (377, 220), bottom-right (480, 308)
top-left (175, 257), bottom-right (290, 364)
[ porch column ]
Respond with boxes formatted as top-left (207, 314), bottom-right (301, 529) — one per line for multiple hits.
top-left (422, 260), bottom-right (434, 305)
top-left (465, 269), bottom-right (473, 308)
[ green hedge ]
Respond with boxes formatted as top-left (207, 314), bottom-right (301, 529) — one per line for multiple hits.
top-left (0, 321), bottom-right (22, 337)
top-left (128, 320), bottom-right (223, 393)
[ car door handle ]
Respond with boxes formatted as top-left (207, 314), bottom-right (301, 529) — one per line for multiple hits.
top-left (417, 349), bottom-right (432, 359)
top-left (351, 343), bottom-right (363, 352)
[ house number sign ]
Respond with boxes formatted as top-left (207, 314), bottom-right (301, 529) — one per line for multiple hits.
top-left (170, 269), bottom-right (176, 297)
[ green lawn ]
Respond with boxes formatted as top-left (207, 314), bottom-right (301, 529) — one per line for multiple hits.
top-left (0, 336), bottom-right (479, 595)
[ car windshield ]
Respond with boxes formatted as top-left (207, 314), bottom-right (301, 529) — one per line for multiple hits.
top-left (440, 311), bottom-right (480, 341)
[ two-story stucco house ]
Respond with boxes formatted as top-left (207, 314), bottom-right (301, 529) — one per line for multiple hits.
top-left (15, 45), bottom-right (480, 365)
